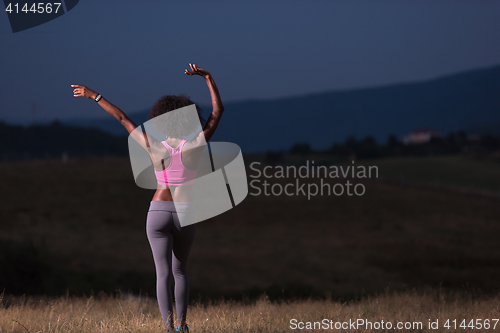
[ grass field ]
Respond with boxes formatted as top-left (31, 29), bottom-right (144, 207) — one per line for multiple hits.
top-left (359, 155), bottom-right (500, 193)
top-left (276, 153), bottom-right (500, 193)
top-left (2, 288), bottom-right (500, 332)
top-left (0, 154), bottom-right (499, 331)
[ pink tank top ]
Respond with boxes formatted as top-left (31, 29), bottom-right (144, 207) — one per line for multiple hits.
top-left (154, 140), bottom-right (197, 186)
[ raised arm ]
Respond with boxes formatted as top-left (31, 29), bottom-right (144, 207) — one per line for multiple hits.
top-left (185, 64), bottom-right (224, 143)
top-left (71, 84), bottom-right (154, 152)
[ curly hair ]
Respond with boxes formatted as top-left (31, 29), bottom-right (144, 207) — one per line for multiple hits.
top-left (148, 94), bottom-right (206, 138)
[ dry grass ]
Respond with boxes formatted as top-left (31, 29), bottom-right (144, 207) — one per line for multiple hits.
top-left (2, 156), bottom-right (500, 332)
top-left (1, 157), bottom-right (500, 299)
top-left (2, 289), bottom-right (500, 332)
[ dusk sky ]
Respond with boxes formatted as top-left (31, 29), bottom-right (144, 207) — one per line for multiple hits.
top-left (1, 0), bottom-right (500, 124)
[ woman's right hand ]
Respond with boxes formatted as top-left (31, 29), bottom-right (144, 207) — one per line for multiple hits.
top-left (185, 63), bottom-right (210, 79)
top-left (71, 84), bottom-right (98, 99)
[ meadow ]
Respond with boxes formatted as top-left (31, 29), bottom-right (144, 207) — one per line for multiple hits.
top-left (1, 154), bottom-right (500, 331)
top-left (2, 289), bottom-right (500, 332)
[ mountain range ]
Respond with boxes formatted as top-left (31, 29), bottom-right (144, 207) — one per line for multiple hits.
top-left (62, 64), bottom-right (500, 153)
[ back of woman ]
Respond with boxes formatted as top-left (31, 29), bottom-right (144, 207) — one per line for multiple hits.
top-left (72, 63), bottom-right (224, 332)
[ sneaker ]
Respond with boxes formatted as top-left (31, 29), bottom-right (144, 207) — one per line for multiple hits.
top-left (174, 322), bottom-right (189, 332)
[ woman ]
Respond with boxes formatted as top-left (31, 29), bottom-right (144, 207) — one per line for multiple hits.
top-left (72, 63), bottom-right (224, 332)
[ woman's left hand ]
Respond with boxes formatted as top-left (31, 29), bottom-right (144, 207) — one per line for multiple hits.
top-left (71, 84), bottom-right (98, 99)
top-left (185, 63), bottom-right (211, 79)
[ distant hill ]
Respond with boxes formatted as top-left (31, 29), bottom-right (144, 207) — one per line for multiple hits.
top-left (62, 64), bottom-right (500, 153)
top-left (0, 121), bottom-right (128, 160)
top-left (468, 121), bottom-right (500, 136)
top-left (63, 111), bottom-right (151, 139)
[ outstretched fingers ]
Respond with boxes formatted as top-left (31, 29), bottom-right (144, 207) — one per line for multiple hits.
top-left (71, 84), bottom-right (91, 98)
top-left (186, 63), bottom-right (204, 76)
top-left (72, 85), bottom-right (81, 97)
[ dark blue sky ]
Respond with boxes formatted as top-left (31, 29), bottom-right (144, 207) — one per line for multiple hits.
top-left (1, 0), bottom-right (500, 124)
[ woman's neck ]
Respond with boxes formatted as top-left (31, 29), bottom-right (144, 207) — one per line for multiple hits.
top-left (166, 137), bottom-right (182, 148)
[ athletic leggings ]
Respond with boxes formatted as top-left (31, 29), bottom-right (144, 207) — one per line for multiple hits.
top-left (146, 200), bottom-right (196, 329)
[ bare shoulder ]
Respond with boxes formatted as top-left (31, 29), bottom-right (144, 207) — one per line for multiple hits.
top-left (149, 140), bottom-right (169, 161)
top-left (184, 131), bottom-right (207, 150)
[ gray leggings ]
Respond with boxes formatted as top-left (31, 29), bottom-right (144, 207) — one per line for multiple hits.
top-left (146, 200), bottom-right (196, 328)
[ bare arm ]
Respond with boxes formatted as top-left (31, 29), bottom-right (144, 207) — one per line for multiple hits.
top-left (185, 64), bottom-right (224, 143)
top-left (71, 84), bottom-right (153, 152)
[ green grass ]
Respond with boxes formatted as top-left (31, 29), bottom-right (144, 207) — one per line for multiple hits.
top-left (361, 155), bottom-right (500, 192)
top-left (270, 153), bottom-right (500, 193)
top-left (0, 155), bottom-right (500, 303)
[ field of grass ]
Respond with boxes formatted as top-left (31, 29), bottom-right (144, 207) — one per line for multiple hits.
top-left (277, 153), bottom-right (500, 193)
top-left (0, 154), bottom-right (500, 331)
top-left (360, 155), bottom-right (500, 193)
top-left (2, 289), bottom-right (500, 332)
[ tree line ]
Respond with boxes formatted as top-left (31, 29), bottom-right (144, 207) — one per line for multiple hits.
top-left (0, 120), bottom-right (129, 161)
top-left (264, 131), bottom-right (500, 164)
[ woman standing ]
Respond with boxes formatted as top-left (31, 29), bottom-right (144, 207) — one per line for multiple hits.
top-left (72, 63), bottom-right (224, 332)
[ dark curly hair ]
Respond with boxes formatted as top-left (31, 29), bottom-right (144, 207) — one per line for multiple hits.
top-left (148, 94), bottom-right (206, 138)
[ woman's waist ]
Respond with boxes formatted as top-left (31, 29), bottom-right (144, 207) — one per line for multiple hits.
top-left (148, 199), bottom-right (194, 213)
top-left (154, 169), bottom-right (196, 186)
